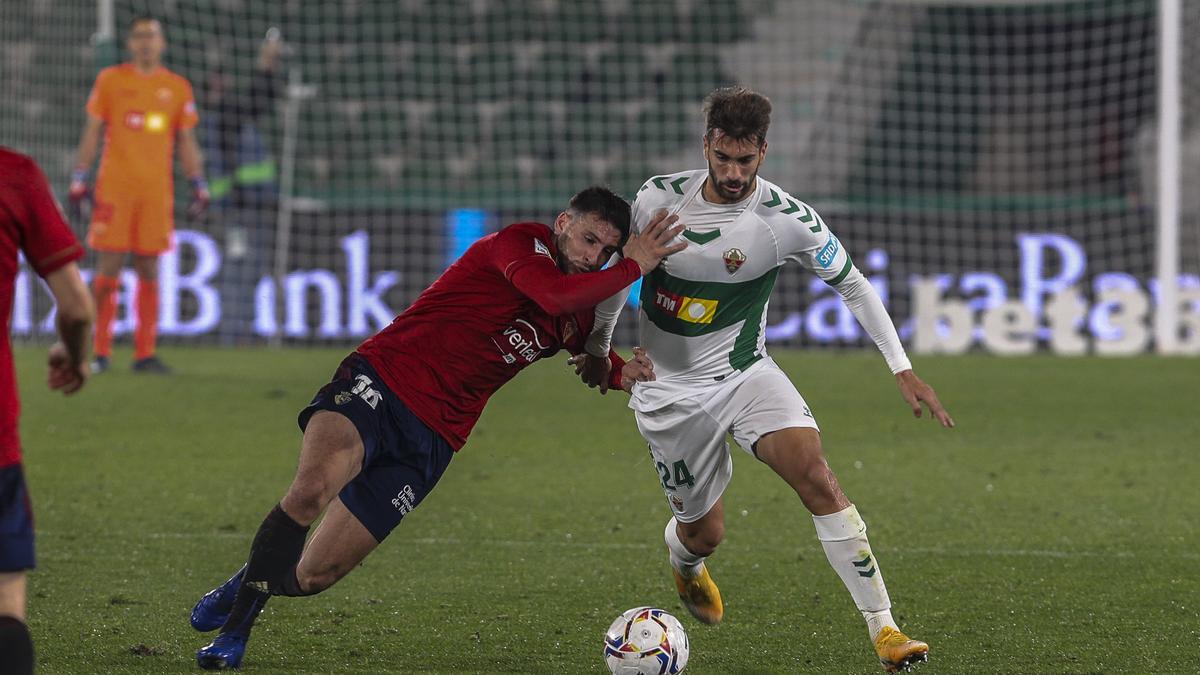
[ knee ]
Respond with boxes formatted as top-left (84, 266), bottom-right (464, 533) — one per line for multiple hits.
top-left (132, 257), bottom-right (159, 280)
top-left (281, 486), bottom-right (328, 524)
top-left (680, 522), bottom-right (724, 557)
top-left (296, 562), bottom-right (346, 595)
top-left (785, 452), bottom-right (835, 493)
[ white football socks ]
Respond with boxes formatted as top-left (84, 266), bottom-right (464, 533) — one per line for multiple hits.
top-left (812, 504), bottom-right (898, 641)
top-left (664, 516), bottom-right (705, 577)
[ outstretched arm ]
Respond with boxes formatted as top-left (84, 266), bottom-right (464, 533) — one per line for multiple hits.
top-left (508, 257), bottom-right (641, 316)
top-left (779, 196), bottom-right (953, 427)
top-left (506, 210), bottom-right (684, 316)
top-left (833, 269), bottom-right (954, 427)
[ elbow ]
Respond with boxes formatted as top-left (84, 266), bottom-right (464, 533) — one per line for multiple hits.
top-left (536, 298), bottom-right (570, 316)
top-left (58, 306), bottom-right (94, 330)
top-left (58, 297), bottom-right (96, 328)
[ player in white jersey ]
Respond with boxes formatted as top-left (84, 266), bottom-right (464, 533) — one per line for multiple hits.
top-left (576, 87), bottom-right (954, 673)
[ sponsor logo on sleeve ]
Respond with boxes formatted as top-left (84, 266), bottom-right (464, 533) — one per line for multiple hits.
top-left (816, 235), bottom-right (840, 269)
top-left (533, 239), bottom-right (551, 258)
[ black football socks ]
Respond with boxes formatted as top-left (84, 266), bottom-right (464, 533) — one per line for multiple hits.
top-left (0, 616), bottom-right (34, 675)
top-left (273, 566), bottom-right (319, 597)
top-left (220, 503), bottom-right (310, 635)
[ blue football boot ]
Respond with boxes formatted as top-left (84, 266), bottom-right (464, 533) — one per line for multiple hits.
top-left (196, 631), bottom-right (249, 670)
top-left (190, 565), bottom-right (246, 632)
top-left (196, 589), bottom-right (268, 670)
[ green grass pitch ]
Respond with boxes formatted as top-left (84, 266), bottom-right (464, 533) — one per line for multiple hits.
top-left (11, 346), bottom-right (1199, 673)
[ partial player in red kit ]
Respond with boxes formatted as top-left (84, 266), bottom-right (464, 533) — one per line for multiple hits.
top-left (189, 186), bottom-right (686, 670)
top-left (0, 148), bottom-right (95, 675)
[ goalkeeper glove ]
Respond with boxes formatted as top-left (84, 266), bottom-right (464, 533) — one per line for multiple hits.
top-left (67, 168), bottom-right (90, 223)
top-left (187, 177), bottom-right (211, 219)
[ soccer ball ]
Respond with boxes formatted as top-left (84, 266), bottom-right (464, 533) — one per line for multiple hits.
top-left (602, 606), bottom-right (689, 674)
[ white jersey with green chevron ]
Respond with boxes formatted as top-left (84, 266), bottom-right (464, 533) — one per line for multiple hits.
top-left (633, 168), bottom-right (852, 382)
top-left (595, 168), bottom-right (911, 413)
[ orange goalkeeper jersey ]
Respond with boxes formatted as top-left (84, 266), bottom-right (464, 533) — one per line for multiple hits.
top-left (86, 64), bottom-right (199, 194)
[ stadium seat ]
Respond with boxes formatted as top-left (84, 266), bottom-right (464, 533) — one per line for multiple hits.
top-left (548, 0), bottom-right (614, 44)
top-left (30, 1), bottom-right (92, 45)
top-left (398, 157), bottom-right (456, 203)
top-left (543, 158), bottom-right (595, 196)
top-left (491, 101), bottom-right (558, 160)
top-left (630, 102), bottom-right (697, 159)
top-left (466, 44), bottom-right (524, 102)
top-left (657, 48), bottom-right (735, 103)
top-left (397, 49), bottom-right (466, 101)
top-left (588, 49), bottom-right (652, 102)
top-left (0, 41), bottom-right (35, 85)
top-left (466, 157), bottom-right (548, 208)
top-left (372, 3), bottom-right (424, 44)
top-left (321, 43), bottom-right (373, 100)
top-left (352, 44), bottom-right (408, 100)
top-left (565, 101), bottom-right (631, 157)
top-left (615, 2), bottom-right (683, 44)
top-left (604, 158), bottom-right (662, 198)
top-left (685, 0), bottom-right (752, 44)
top-left (407, 0), bottom-right (478, 44)
top-left (365, 101), bottom-right (411, 146)
top-left (479, 0), bottom-right (547, 43)
top-left (526, 46), bottom-right (589, 103)
top-left (426, 101), bottom-right (484, 156)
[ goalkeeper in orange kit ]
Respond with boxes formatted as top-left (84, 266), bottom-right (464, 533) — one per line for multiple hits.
top-left (69, 14), bottom-right (209, 374)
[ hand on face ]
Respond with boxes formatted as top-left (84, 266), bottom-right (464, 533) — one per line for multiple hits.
top-left (554, 212), bottom-right (623, 274)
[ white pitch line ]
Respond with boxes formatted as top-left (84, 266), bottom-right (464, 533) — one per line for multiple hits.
top-left (886, 546), bottom-right (1200, 560)
top-left (35, 531), bottom-right (1200, 559)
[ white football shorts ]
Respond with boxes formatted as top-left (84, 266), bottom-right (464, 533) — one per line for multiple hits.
top-left (633, 358), bottom-right (818, 523)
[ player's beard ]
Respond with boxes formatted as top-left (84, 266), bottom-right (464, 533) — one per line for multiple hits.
top-left (552, 234), bottom-right (577, 274)
top-left (707, 166), bottom-right (758, 203)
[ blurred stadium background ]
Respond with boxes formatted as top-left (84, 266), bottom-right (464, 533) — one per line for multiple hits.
top-left (3, 0), bottom-right (1198, 353)
top-left (5, 2), bottom-right (1200, 673)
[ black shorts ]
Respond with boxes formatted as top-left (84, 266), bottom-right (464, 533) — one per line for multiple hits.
top-left (298, 354), bottom-right (453, 543)
top-left (0, 463), bottom-right (35, 571)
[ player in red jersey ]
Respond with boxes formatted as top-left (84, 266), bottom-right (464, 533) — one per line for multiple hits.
top-left (0, 148), bottom-right (95, 675)
top-left (190, 186), bottom-right (685, 669)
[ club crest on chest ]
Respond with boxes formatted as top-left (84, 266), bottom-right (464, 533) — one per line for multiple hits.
top-left (723, 247), bottom-right (746, 274)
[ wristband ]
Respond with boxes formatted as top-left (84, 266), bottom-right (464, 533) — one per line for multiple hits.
top-left (191, 177), bottom-right (209, 192)
top-left (71, 168), bottom-right (89, 184)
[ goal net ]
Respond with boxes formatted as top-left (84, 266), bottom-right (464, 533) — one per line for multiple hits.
top-left (2, 0), bottom-right (1195, 353)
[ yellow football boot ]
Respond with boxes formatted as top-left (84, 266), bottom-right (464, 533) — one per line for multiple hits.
top-left (671, 564), bottom-right (723, 625)
top-left (873, 626), bottom-right (929, 672)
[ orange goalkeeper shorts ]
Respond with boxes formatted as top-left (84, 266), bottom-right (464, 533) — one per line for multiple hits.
top-left (88, 182), bottom-right (175, 255)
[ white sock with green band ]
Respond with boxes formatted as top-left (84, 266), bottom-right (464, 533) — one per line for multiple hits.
top-left (664, 516), bottom-right (705, 577)
top-left (812, 504), bottom-right (898, 641)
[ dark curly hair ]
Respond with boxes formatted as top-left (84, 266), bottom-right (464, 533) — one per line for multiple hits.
top-left (703, 86), bottom-right (772, 147)
top-left (567, 186), bottom-right (632, 246)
